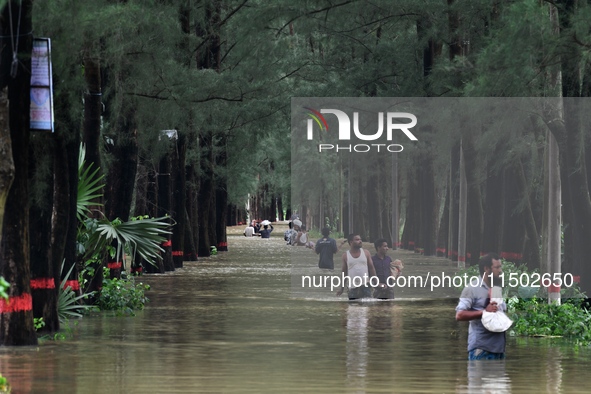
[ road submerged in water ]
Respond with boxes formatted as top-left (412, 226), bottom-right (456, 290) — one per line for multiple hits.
top-left (0, 225), bottom-right (590, 393)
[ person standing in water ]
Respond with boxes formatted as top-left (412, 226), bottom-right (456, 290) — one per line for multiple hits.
top-left (259, 224), bottom-right (274, 238)
top-left (456, 253), bottom-right (507, 360)
top-left (315, 227), bottom-right (338, 270)
top-left (371, 238), bottom-right (396, 299)
top-left (336, 234), bottom-right (377, 300)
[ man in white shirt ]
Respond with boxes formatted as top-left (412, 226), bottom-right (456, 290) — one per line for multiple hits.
top-left (336, 234), bottom-right (377, 300)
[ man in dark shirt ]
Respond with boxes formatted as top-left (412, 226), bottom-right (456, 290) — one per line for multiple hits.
top-left (372, 238), bottom-right (395, 299)
top-left (259, 224), bottom-right (273, 238)
top-left (315, 227), bottom-right (338, 269)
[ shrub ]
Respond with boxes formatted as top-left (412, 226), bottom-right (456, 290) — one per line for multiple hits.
top-left (508, 297), bottom-right (591, 345)
top-left (97, 271), bottom-right (150, 316)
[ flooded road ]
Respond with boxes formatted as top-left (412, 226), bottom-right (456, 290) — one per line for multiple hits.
top-left (1, 228), bottom-right (590, 393)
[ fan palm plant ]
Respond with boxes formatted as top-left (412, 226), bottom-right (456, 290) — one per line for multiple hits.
top-left (77, 144), bottom-right (171, 269)
top-left (83, 216), bottom-right (171, 268)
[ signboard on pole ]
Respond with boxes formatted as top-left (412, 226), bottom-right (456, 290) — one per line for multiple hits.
top-left (30, 38), bottom-right (54, 132)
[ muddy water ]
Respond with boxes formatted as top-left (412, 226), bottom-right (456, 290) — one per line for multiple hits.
top-left (0, 229), bottom-right (590, 393)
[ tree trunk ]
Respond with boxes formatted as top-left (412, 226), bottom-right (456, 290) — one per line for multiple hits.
top-left (379, 163), bottom-right (392, 246)
top-left (158, 153), bottom-right (174, 272)
top-left (447, 144), bottom-right (460, 261)
top-left (391, 153), bottom-right (399, 249)
top-left (82, 56), bottom-right (102, 182)
top-left (463, 134), bottom-right (483, 266)
top-left (554, 0), bottom-right (591, 295)
top-left (367, 173), bottom-right (380, 242)
top-left (60, 134), bottom-right (80, 294)
top-left (171, 134), bottom-right (187, 266)
top-left (185, 162), bottom-right (199, 261)
top-left (458, 141), bottom-right (467, 268)
top-left (143, 165), bottom-right (165, 274)
top-left (437, 183), bottom-right (449, 257)
top-left (0, 0), bottom-right (37, 345)
top-left (543, 128), bottom-right (562, 304)
top-left (556, 102), bottom-right (591, 295)
top-left (516, 158), bottom-right (541, 271)
top-left (104, 126), bottom-right (138, 222)
top-left (0, 87), bottom-right (13, 242)
top-left (184, 207), bottom-right (198, 261)
top-left (29, 133), bottom-right (59, 333)
top-left (418, 147), bottom-right (437, 256)
top-left (401, 166), bottom-right (418, 251)
top-left (500, 165), bottom-right (524, 264)
top-left (80, 55), bottom-right (103, 295)
top-left (198, 131), bottom-right (213, 258)
top-left (482, 165), bottom-right (505, 255)
top-left (131, 156), bottom-right (148, 274)
top-left (277, 197), bottom-right (284, 221)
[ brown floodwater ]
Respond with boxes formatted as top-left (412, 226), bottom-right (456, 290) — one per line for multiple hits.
top-left (0, 229), bottom-right (590, 393)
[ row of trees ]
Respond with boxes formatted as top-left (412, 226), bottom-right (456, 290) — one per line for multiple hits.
top-left (0, 0), bottom-right (590, 345)
top-left (288, 0), bottom-right (591, 303)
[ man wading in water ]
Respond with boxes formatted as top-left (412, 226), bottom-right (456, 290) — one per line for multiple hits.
top-left (455, 254), bottom-right (507, 360)
top-left (336, 234), bottom-right (377, 300)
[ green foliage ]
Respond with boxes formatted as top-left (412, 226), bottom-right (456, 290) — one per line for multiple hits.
top-left (97, 271), bottom-right (150, 316)
top-left (38, 323), bottom-right (75, 342)
top-left (77, 144), bottom-right (104, 220)
top-left (324, 216), bottom-right (340, 233)
top-left (34, 317), bottom-right (45, 331)
top-left (0, 277), bottom-right (9, 300)
top-left (58, 262), bottom-right (96, 322)
top-left (307, 228), bottom-right (344, 241)
top-left (0, 373), bottom-right (9, 393)
top-left (508, 297), bottom-right (591, 346)
top-left (76, 144), bottom-right (171, 269)
top-left (82, 215), bottom-right (170, 269)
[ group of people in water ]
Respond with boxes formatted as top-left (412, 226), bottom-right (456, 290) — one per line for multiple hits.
top-left (245, 218), bottom-right (404, 300)
top-left (332, 233), bottom-right (403, 300)
top-left (243, 220), bottom-right (274, 238)
top-left (244, 218), bottom-right (507, 360)
top-left (284, 218), bottom-right (404, 300)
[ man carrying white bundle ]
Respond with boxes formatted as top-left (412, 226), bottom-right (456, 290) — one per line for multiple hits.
top-left (455, 253), bottom-right (511, 360)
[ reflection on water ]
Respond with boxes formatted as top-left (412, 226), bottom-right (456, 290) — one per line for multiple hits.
top-left (546, 347), bottom-right (563, 393)
top-left (459, 360), bottom-right (511, 394)
top-left (346, 304), bottom-right (368, 393)
top-left (0, 233), bottom-right (590, 393)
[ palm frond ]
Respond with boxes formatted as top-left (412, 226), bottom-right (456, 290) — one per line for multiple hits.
top-left (77, 143), bottom-right (104, 220)
top-left (58, 260), bottom-right (94, 322)
top-left (85, 217), bottom-right (171, 267)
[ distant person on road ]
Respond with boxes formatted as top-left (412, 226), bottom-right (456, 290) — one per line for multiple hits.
top-left (287, 220), bottom-right (301, 245)
top-left (315, 227), bottom-right (338, 270)
top-left (336, 234), bottom-right (377, 300)
top-left (456, 253), bottom-right (507, 360)
top-left (259, 224), bottom-right (274, 238)
top-left (295, 225), bottom-right (314, 248)
top-left (284, 221), bottom-right (295, 244)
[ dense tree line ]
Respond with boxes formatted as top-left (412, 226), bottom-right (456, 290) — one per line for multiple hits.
top-left (0, 0), bottom-right (590, 345)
